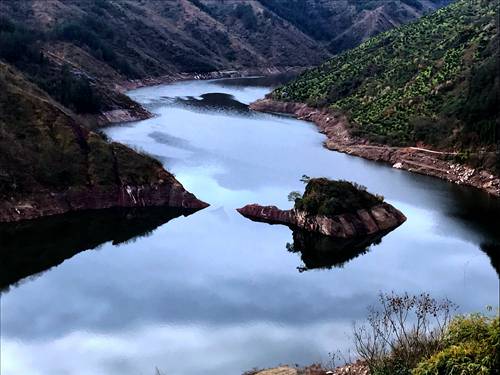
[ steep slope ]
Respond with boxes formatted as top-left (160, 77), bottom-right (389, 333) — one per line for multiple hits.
top-left (0, 0), bottom-right (458, 220)
top-left (257, 0), bottom-right (451, 54)
top-left (269, 0), bottom-right (499, 173)
top-left (0, 0), bottom-right (327, 80)
top-left (0, 0), bottom-right (450, 123)
top-left (0, 63), bottom-right (207, 222)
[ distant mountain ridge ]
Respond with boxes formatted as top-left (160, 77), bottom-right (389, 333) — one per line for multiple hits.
top-left (1, 0), bottom-right (450, 79)
top-left (0, 0), bottom-right (451, 121)
top-left (257, 0), bottom-right (452, 54)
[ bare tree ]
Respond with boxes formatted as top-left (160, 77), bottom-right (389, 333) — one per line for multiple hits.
top-left (353, 292), bottom-right (457, 373)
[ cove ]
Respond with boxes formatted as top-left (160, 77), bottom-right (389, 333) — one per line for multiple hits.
top-left (1, 77), bottom-right (498, 375)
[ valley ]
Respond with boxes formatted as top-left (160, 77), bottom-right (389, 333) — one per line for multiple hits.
top-left (0, 1), bottom-right (498, 374)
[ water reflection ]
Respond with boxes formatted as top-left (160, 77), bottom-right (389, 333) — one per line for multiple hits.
top-left (480, 243), bottom-right (500, 276)
top-left (0, 207), bottom-right (195, 291)
top-left (1, 76), bottom-right (499, 375)
top-left (287, 230), bottom-right (385, 272)
top-left (172, 93), bottom-right (252, 115)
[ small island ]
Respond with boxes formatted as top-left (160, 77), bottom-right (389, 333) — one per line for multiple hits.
top-left (237, 178), bottom-right (406, 238)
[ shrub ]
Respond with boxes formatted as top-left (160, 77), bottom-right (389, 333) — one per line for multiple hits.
top-left (353, 292), bottom-right (456, 375)
top-left (294, 178), bottom-right (383, 217)
top-left (413, 343), bottom-right (491, 374)
top-left (412, 315), bottom-right (499, 375)
top-left (288, 191), bottom-right (302, 203)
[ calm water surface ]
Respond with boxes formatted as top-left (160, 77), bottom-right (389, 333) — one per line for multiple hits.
top-left (1, 77), bottom-right (499, 375)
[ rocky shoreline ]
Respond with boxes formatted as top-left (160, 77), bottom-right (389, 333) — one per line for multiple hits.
top-left (250, 99), bottom-right (500, 197)
top-left (237, 202), bottom-right (406, 239)
top-left (0, 172), bottom-right (208, 223)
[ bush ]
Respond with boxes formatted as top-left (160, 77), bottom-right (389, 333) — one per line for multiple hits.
top-left (413, 315), bottom-right (499, 375)
top-left (413, 343), bottom-right (492, 375)
top-left (353, 292), bottom-right (456, 375)
top-left (352, 293), bottom-right (499, 375)
top-left (294, 178), bottom-right (383, 216)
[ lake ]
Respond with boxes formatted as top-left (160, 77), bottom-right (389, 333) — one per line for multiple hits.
top-left (1, 76), bottom-right (498, 375)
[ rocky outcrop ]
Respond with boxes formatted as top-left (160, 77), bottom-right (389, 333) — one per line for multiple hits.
top-left (0, 180), bottom-right (208, 223)
top-left (100, 108), bottom-right (151, 124)
top-left (237, 202), bottom-right (406, 239)
top-left (250, 99), bottom-right (500, 197)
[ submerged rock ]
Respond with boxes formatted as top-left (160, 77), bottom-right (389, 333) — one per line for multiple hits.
top-left (237, 178), bottom-right (406, 239)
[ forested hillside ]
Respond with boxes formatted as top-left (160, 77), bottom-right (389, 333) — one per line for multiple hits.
top-left (0, 0), bottom-right (449, 120)
top-left (0, 62), bottom-right (206, 222)
top-left (273, 0), bottom-right (499, 170)
top-left (257, 0), bottom-right (450, 54)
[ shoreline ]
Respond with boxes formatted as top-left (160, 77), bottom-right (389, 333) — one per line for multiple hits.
top-left (0, 178), bottom-right (209, 224)
top-left (117, 66), bottom-right (307, 92)
top-left (250, 99), bottom-right (500, 197)
top-left (99, 66), bottom-right (307, 125)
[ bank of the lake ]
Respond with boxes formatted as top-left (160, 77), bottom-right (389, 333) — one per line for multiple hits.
top-left (250, 99), bottom-right (500, 197)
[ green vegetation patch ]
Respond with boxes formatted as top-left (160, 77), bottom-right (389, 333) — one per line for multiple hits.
top-left (292, 178), bottom-right (384, 217)
top-left (352, 293), bottom-right (499, 375)
top-left (273, 0), bottom-right (499, 148)
top-left (413, 314), bottom-right (499, 375)
top-left (0, 63), bottom-right (167, 195)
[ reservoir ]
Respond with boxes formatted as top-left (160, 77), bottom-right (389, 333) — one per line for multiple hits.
top-left (1, 77), bottom-right (498, 375)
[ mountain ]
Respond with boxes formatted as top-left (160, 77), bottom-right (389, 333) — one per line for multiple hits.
top-left (0, 0), bottom-right (450, 121)
top-left (257, 0), bottom-right (451, 54)
top-left (270, 0), bottom-right (499, 172)
top-left (0, 0), bottom-right (449, 77)
top-left (0, 62), bottom-right (207, 222)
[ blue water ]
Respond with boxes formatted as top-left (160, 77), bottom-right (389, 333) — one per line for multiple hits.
top-left (1, 77), bottom-right (498, 375)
